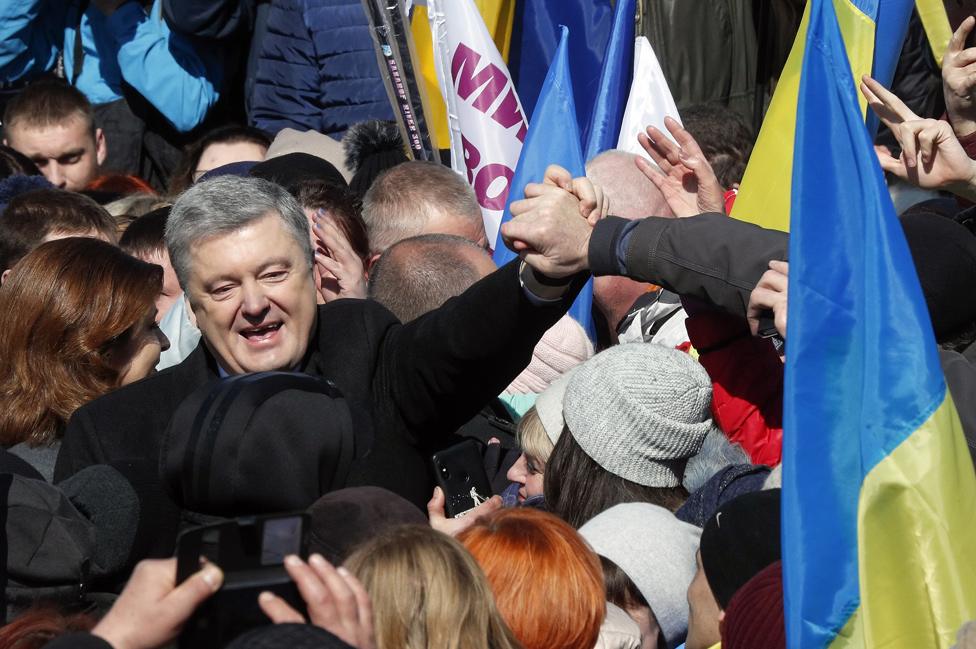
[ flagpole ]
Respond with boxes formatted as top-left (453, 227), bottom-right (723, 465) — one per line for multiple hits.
top-left (362, 0), bottom-right (436, 162)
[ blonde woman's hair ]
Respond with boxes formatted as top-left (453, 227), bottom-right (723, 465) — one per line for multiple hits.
top-left (343, 525), bottom-right (523, 649)
top-left (517, 407), bottom-right (554, 466)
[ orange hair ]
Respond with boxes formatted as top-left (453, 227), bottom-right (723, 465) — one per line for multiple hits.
top-left (86, 173), bottom-right (157, 196)
top-left (0, 606), bottom-right (95, 649)
top-left (458, 508), bottom-right (605, 649)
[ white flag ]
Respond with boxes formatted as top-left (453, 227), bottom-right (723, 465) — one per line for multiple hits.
top-left (427, 0), bottom-right (527, 247)
top-left (616, 36), bottom-right (681, 158)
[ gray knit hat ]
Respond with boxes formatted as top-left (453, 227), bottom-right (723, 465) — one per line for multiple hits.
top-left (564, 342), bottom-right (714, 487)
top-left (579, 502), bottom-right (701, 648)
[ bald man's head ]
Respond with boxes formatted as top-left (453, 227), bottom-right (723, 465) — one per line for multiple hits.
top-left (586, 150), bottom-right (672, 220)
top-left (586, 150), bottom-right (674, 342)
top-left (367, 233), bottom-right (496, 322)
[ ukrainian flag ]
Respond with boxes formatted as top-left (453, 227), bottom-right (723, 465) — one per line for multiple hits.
top-left (731, 0), bottom-right (912, 232)
top-left (783, 0), bottom-right (976, 646)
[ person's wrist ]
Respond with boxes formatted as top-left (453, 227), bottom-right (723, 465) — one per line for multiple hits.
top-left (947, 160), bottom-right (976, 202)
top-left (92, 623), bottom-right (130, 649)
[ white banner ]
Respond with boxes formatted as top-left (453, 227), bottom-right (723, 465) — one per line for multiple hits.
top-left (616, 36), bottom-right (681, 158)
top-left (427, 0), bottom-right (527, 247)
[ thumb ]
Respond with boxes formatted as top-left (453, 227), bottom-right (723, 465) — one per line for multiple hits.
top-left (162, 564), bottom-right (223, 621)
top-left (427, 487), bottom-right (447, 521)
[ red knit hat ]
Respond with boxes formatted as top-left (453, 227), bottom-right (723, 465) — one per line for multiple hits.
top-left (721, 560), bottom-right (785, 649)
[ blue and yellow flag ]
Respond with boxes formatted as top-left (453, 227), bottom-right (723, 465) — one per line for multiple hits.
top-left (783, 0), bottom-right (976, 646)
top-left (493, 26), bottom-right (594, 340)
top-left (731, 0), bottom-right (912, 231)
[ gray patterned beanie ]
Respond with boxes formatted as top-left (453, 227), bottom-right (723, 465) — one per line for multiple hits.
top-left (563, 342), bottom-right (714, 488)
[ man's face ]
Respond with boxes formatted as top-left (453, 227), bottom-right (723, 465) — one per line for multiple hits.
top-left (141, 248), bottom-right (183, 322)
top-left (686, 551), bottom-right (723, 649)
top-left (5, 115), bottom-right (105, 191)
top-left (184, 213), bottom-right (317, 374)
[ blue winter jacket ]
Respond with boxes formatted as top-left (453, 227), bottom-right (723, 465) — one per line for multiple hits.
top-left (0, 0), bottom-right (221, 133)
top-left (0, 0), bottom-right (61, 84)
top-left (250, 0), bottom-right (394, 138)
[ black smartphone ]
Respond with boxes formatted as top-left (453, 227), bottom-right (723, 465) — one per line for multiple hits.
top-left (432, 440), bottom-right (493, 517)
top-left (175, 512), bottom-right (309, 648)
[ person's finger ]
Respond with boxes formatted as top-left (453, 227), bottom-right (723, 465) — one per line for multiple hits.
top-left (427, 486), bottom-right (447, 522)
top-left (543, 164), bottom-right (574, 190)
top-left (284, 555), bottom-right (336, 615)
top-left (916, 124), bottom-right (940, 165)
top-left (756, 267), bottom-right (788, 294)
top-left (160, 562), bottom-right (223, 622)
top-left (571, 177), bottom-right (599, 216)
top-left (645, 125), bottom-right (683, 168)
top-left (315, 220), bottom-right (359, 268)
top-left (748, 286), bottom-right (780, 313)
top-left (874, 147), bottom-right (908, 180)
top-left (314, 252), bottom-right (344, 279)
top-left (861, 75), bottom-right (918, 122)
top-left (259, 591), bottom-right (306, 624)
top-left (337, 566), bottom-right (374, 641)
top-left (639, 129), bottom-right (673, 174)
top-left (947, 16), bottom-right (976, 57)
top-left (634, 155), bottom-right (667, 183)
top-left (523, 182), bottom-right (562, 199)
top-left (509, 197), bottom-right (535, 216)
top-left (768, 260), bottom-right (789, 274)
top-left (953, 48), bottom-right (976, 70)
top-left (896, 123), bottom-right (919, 168)
top-left (667, 118), bottom-right (708, 161)
top-left (308, 554), bottom-right (359, 628)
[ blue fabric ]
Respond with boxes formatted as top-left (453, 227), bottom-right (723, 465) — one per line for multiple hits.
top-left (864, 0), bottom-right (914, 137)
top-left (0, 174), bottom-right (51, 211)
top-left (493, 27), bottom-right (595, 341)
top-left (0, 0), bottom-right (62, 84)
top-left (582, 0), bottom-right (634, 161)
top-left (511, 0), bottom-right (613, 137)
top-left (250, 0), bottom-right (394, 138)
top-left (782, 0), bottom-right (935, 646)
top-left (65, 7), bottom-right (124, 105)
top-left (62, 0), bottom-right (222, 132)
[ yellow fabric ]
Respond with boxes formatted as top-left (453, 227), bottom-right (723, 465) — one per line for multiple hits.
top-left (730, 0), bottom-right (875, 232)
top-left (915, 0), bottom-right (952, 66)
top-left (411, 1), bottom-right (516, 150)
top-left (828, 395), bottom-right (976, 649)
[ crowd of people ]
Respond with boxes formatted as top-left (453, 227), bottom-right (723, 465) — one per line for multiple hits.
top-left (1, 1), bottom-right (975, 649)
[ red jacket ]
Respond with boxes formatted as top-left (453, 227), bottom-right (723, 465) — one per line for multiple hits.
top-left (686, 309), bottom-right (784, 466)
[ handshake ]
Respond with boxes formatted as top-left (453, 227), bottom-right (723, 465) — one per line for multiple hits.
top-left (500, 166), bottom-right (610, 278)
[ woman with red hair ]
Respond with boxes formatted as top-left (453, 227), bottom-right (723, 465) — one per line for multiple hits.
top-left (458, 508), bottom-right (606, 649)
top-left (0, 237), bottom-right (168, 480)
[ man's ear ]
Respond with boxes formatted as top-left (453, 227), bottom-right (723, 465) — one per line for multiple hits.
top-left (717, 608), bottom-right (726, 635)
top-left (365, 252), bottom-right (382, 275)
top-left (0, 269), bottom-right (10, 286)
top-left (95, 128), bottom-right (107, 167)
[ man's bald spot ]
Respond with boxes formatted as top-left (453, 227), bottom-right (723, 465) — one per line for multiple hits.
top-left (586, 150), bottom-right (672, 220)
top-left (367, 233), bottom-right (496, 322)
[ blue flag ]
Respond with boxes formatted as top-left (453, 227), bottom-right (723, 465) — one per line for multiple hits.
top-left (494, 26), bottom-right (595, 340)
top-left (510, 0), bottom-right (613, 135)
top-left (583, 0), bottom-right (635, 160)
top-left (783, 0), bottom-right (976, 646)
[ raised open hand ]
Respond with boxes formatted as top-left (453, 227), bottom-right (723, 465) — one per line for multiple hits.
top-left (942, 16), bottom-right (976, 137)
top-left (861, 75), bottom-right (976, 199)
top-left (635, 116), bottom-right (725, 217)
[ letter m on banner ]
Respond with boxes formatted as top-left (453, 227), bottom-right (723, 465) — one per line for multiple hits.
top-left (427, 0), bottom-right (527, 249)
